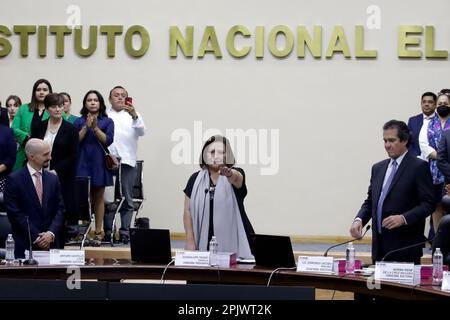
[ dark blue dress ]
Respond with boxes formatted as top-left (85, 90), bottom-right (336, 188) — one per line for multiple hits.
top-left (73, 115), bottom-right (114, 187)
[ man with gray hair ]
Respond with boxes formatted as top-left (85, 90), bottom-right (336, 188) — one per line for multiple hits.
top-left (5, 138), bottom-right (65, 258)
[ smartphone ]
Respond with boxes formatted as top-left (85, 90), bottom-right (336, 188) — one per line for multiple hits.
top-left (125, 97), bottom-right (133, 105)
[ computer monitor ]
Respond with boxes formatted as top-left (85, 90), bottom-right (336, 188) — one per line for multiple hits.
top-left (129, 228), bottom-right (172, 264)
top-left (249, 233), bottom-right (296, 268)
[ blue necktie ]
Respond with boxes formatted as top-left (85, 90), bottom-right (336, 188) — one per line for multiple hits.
top-left (376, 160), bottom-right (398, 234)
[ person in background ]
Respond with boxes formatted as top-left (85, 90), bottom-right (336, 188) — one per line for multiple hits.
top-left (407, 92), bottom-right (437, 158)
top-left (73, 90), bottom-right (114, 246)
top-left (60, 92), bottom-right (78, 124)
top-left (31, 93), bottom-right (79, 242)
top-left (419, 90), bottom-right (450, 235)
top-left (5, 95), bottom-right (22, 127)
top-left (11, 79), bottom-right (54, 171)
top-left (0, 102), bottom-right (8, 127)
top-left (104, 86), bottom-right (146, 244)
top-left (183, 135), bottom-right (254, 259)
top-left (0, 125), bottom-right (16, 194)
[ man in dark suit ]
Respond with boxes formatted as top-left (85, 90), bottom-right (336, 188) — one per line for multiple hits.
top-left (0, 107), bottom-right (9, 126)
top-left (350, 120), bottom-right (435, 264)
top-left (5, 139), bottom-right (65, 258)
top-left (407, 92), bottom-right (437, 158)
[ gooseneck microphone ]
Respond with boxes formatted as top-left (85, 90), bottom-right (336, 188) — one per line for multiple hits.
top-left (324, 225), bottom-right (371, 257)
top-left (381, 229), bottom-right (441, 262)
top-left (23, 216), bottom-right (38, 265)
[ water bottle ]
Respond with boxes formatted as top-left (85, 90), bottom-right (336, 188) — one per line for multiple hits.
top-left (209, 236), bottom-right (218, 266)
top-left (433, 248), bottom-right (443, 285)
top-left (345, 242), bottom-right (355, 274)
top-left (5, 234), bottom-right (15, 266)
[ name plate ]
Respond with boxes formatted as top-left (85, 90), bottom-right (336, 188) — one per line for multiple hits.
top-left (375, 262), bottom-right (415, 285)
top-left (297, 256), bottom-right (334, 274)
top-left (442, 271), bottom-right (450, 292)
top-left (49, 250), bottom-right (85, 265)
top-left (174, 251), bottom-right (210, 267)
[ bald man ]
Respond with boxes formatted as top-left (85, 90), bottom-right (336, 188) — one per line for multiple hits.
top-left (5, 139), bottom-right (65, 258)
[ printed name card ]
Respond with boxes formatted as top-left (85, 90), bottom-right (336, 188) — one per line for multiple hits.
top-left (297, 256), bottom-right (334, 274)
top-left (175, 251), bottom-right (210, 267)
top-left (442, 271), bottom-right (450, 292)
top-left (375, 262), bottom-right (415, 285)
top-left (49, 250), bottom-right (85, 265)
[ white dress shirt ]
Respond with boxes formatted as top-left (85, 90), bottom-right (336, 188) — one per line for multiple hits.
top-left (27, 163), bottom-right (43, 190)
top-left (107, 108), bottom-right (146, 167)
top-left (419, 113), bottom-right (437, 161)
top-left (381, 151), bottom-right (407, 189)
top-left (26, 163), bottom-right (55, 241)
top-left (354, 151), bottom-right (408, 225)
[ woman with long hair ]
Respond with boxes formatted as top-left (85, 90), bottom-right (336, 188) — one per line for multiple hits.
top-left (11, 79), bottom-right (53, 171)
top-left (73, 90), bottom-right (114, 246)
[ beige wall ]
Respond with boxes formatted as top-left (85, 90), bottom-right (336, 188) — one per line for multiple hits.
top-left (2, 0), bottom-right (449, 236)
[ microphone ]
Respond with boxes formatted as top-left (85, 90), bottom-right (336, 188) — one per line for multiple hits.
top-left (324, 225), bottom-right (371, 257)
top-left (381, 229), bottom-right (441, 262)
top-left (23, 216), bottom-right (38, 265)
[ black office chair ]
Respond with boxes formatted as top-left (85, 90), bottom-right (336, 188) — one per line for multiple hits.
top-left (0, 212), bottom-right (11, 259)
top-left (104, 166), bottom-right (125, 246)
top-left (0, 212), bottom-right (11, 248)
top-left (432, 214), bottom-right (450, 266)
top-left (132, 160), bottom-right (146, 227)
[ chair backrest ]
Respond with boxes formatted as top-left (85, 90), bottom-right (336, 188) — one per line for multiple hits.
top-left (133, 160), bottom-right (144, 200)
top-left (432, 215), bottom-right (450, 265)
top-left (0, 213), bottom-right (11, 249)
top-left (74, 176), bottom-right (91, 222)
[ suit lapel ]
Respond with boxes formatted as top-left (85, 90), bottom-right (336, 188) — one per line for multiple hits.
top-left (24, 166), bottom-right (42, 209)
top-left (385, 153), bottom-right (410, 197)
top-left (373, 160), bottom-right (389, 203)
top-left (42, 171), bottom-right (50, 212)
top-left (53, 121), bottom-right (66, 150)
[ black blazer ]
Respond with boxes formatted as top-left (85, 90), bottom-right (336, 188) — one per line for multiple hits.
top-left (437, 129), bottom-right (450, 184)
top-left (407, 113), bottom-right (424, 158)
top-left (0, 107), bottom-right (8, 127)
top-left (432, 215), bottom-right (450, 266)
top-left (31, 120), bottom-right (79, 220)
top-left (31, 119), bottom-right (79, 179)
top-left (357, 152), bottom-right (436, 263)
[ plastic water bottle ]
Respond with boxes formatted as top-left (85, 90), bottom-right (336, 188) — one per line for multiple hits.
top-left (209, 236), bottom-right (218, 266)
top-left (5, 234), bottom-right (15, 266)
top-left (345, 242), bottom-right (355, 274)
top-left (433, 248), bottom-right (443, 285)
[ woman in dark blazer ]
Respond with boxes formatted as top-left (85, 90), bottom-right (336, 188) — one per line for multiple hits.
top-left (31, 93), bottom-right (79, 229)
top-left (0, 125), bottom-right (16, 194)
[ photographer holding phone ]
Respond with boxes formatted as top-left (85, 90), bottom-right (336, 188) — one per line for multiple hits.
top-left (105, 86), bottom-right (146, 244)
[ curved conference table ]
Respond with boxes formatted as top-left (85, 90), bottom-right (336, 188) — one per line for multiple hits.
top-left (0, 259), bottom-right (449, 300)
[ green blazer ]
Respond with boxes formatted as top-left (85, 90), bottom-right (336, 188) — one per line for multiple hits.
top-left (11, 104), bottom-right (50, 171)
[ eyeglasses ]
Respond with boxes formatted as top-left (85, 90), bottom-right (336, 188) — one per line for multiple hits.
top-left (48, 105), bottom-right (64, 109)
